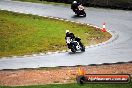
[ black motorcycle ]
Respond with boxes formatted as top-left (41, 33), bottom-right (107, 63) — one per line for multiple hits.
top-left (66, 37), bottom-right (85, 53)
top-left (76, 10), bottom-right (86, 17)
top-left (71, 4), bottom-right (86, 17)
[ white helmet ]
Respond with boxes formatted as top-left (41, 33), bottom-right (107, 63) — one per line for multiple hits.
top-left (66, 30), bottom-right (69, 33)
top-left (73, 1), bottom-right (77, 3)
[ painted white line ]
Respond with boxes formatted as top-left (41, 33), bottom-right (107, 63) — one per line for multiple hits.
top-left (47, 52), bottom-right (52, 55)
top-left (49, 16), bottom-right (54, 18)
top-left (54, 17), bottom-right (59, 20)
top-left (59, 18), bottom-right (64, 20)
top-left (65, 20), bottom-right (69, 22)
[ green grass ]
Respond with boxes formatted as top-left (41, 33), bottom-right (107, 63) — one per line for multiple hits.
top-left (0, 10), bottom-right (111, 57)
top-left (0, 82), bottom-right (132, 88)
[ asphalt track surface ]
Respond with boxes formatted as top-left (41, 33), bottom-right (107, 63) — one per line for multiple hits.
top-left (0, 0), bottom-right (132, 70)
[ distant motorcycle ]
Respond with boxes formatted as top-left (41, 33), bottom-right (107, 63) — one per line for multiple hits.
top-left (66, 37), bottom-right (85, 53)
top-left (76, 9), bottom-right (86, 17)
top-left (71, 4), bottom-right (86, 17)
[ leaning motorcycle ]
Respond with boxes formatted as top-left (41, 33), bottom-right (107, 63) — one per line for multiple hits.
top-left (66, 37), bottom-right (85, 53)
top-left (75, 9), bottom-right (86, 17)
top-left (71, 5), bottom-right (86, 17)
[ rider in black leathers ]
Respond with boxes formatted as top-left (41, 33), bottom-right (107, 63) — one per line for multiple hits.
top-left (65, 30), bottom-right (83, 48)
top-left (71, 1), bottom-right (80, 14)
top-left (66, 31), bottom-right (75, 39)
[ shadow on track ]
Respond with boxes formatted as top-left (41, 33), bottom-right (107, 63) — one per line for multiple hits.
top-left (68, 51), bottom-right (85, 55)
top-left (71, 15), bottom-right (86, 19)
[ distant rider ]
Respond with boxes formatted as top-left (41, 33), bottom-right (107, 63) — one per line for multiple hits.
top-left (71, 1), bottom-right (79, 13)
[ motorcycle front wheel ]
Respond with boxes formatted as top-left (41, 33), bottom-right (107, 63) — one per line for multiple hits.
top-left (71, 44), bottom-right (76, 53)
top-left (71, 47), bottom-right (76, 53)
top-left (81, 45), bottom-right (85, 52)
top-left (83, 13), bottom-right (86, 17)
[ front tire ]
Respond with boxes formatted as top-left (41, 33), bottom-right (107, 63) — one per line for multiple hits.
top-left (83, 12), bottom-right (86, 17)
top-left (71, 47), bottom-right (76, 53)
top-left (71, 44), bottom-right (76, 53)
top-left (81, 45), bottom-right (85, 52)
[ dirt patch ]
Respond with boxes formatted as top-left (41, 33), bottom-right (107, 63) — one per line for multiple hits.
top-left (0, 63), bottom-right (132, 86)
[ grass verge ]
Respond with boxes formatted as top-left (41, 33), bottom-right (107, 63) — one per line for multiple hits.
top-left (0, 10), bottom-right (111, 57)
top-left (0, 82), bottom-right (132, 88)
